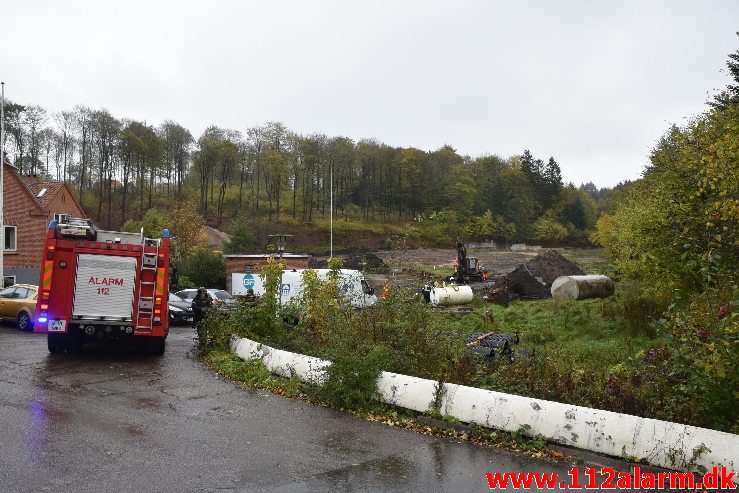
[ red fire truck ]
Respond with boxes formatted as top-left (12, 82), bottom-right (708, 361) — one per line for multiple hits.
top-left (34, 216), bottom-right (171, 355)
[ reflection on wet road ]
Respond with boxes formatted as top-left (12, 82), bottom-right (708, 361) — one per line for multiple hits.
top-left (1, 324), bottom-right (583, 492)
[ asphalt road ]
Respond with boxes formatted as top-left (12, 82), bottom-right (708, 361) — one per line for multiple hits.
top-left (1, 324), bottom-right (605, 492)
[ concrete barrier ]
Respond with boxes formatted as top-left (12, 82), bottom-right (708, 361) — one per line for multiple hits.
top-left (376, 371), bottom-right (438, 413)
top-left (510, 244), bottom-right (543, 252)
top-left (232, 337), bottom-right (264, 360)
top-left (232, 337), bottom-right (330, 385)
top-left (439, 383), bottom-right (737, 471)
top-left (230, 336), bottom-right (738, 472)
top-left (467, 241), bottom-right (497, 249)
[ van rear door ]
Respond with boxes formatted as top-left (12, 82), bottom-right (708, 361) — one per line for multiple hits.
top-left (73, 254), bottom-right (137, 321)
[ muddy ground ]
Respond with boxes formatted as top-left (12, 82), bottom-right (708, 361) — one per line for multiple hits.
top-left (366, 248), bottom-right (537, 288)
top-left (375, 249), bottom-right (539, 273)
top-left (365, 248), bottom-right (605, 289)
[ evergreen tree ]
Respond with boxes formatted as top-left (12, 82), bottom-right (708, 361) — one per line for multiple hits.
top-left (520, 149), bottom-right (536, 176)
top-left (543, 157), bottom-right (563, 208)
top-left (520, 150), bottom-right (546, 211)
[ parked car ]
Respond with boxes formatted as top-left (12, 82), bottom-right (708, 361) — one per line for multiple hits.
top-left (0, 284), bottom-right (38, 331)
top-left (175, 289), bottom-right (237, 310)
top-left (168, 292), bottom-right (194, 324)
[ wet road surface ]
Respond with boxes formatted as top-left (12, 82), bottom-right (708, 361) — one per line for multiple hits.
top-left (1, 324), bottom-right (600, 492)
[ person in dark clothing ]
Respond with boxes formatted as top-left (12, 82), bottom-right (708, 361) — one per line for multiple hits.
top-left (169, 265), bottom-right (179, 291)
top-left (191, 287), bottom-right (212, 327)
top-left (244, 288), bottom-right (257, 303)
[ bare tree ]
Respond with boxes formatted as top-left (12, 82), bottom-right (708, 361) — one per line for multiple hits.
top-left (73, 106), bottom-right (93, 198)
top-left (24, 105), bottom-right (48, 176)
top-left (53, 110), bottom-right (75, 182)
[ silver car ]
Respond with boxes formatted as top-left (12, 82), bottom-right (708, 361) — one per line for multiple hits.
top-left (175, 289), bottom-right (237, 310)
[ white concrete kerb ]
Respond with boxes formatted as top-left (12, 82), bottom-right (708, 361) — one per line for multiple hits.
top-left (230, 335), bottom-right (738, 472)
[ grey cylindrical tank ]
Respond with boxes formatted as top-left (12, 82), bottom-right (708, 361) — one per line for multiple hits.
top-left (551, 275), bottom-right (615, 301)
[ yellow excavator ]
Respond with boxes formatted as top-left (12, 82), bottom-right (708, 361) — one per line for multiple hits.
top-left (449, 237), bottom-right (488, 284)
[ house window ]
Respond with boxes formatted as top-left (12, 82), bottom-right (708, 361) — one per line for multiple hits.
top-left (4, 226), bottom-right (16, 252)
top-left (61, 194), bottom-right (66, 203)
top-left (3, 276), bottom-right (16, 287)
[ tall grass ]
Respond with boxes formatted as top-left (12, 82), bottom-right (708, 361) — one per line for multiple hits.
top-left (198, 278), bottom-right (734, 431)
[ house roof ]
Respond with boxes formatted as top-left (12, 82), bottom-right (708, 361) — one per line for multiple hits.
top-left (30, 182), bottom-right (66, 208)
top-left (29, 181), bottom-right (86, 217)
top-left (3, 162), bottom-right (48, 216)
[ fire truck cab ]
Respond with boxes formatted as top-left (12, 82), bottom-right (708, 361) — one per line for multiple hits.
top-left (34, 216), bottom-right (171, 355)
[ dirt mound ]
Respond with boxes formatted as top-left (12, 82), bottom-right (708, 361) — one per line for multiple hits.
top-left (308, 253), bottom-right (389, 273)
top-left (493, 250), bottom-right (584, 300)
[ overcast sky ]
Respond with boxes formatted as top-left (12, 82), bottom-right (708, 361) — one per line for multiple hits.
top-left (2, 0), bottom-right (738, 187)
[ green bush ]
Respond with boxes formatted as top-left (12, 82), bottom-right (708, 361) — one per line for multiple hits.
top-left (201, 270), bottom-right (735, 431)
top-left (179, 248), bottom-right (226, 289)
top-left (177, 274), bottom-right (195, 290)
top-left (592, 105), bottom-right (738, 300)
top-left (318, 345), bottom-right (390, 409)
top-left (223, 217), bottom-right (258, 254)
top-left (196, 310), bottom-right (237, 354)
top-left (618, 286), bottom-right (738, 431)
top-left (531, 215), bottom-right (568, 243)
top-left (420, 210), bottom-right (465, 246)
top-left (122, 219), bottom-right (142, 234)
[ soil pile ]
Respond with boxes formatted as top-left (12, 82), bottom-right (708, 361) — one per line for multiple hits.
top-left (488, 250), bottom-right (584, 300)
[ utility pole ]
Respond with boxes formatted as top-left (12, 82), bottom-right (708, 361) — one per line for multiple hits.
top-left (1, 82), bottom-right (5, 289)
top-left (330, 162), bottom-right (333, 259)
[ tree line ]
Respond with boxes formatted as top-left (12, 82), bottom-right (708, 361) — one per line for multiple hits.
top-left (1, 102), bottom-right (619, 243)
top-left (588, 33), bottom-right (738, 432)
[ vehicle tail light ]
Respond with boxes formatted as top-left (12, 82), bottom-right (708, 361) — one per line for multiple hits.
top-left (40, 303), bottom-right (49, 310)
top-left (41, 290), bottom-right (50, 300)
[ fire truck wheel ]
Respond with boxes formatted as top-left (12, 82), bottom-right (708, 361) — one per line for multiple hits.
top-left (17, 312), bottom-right (32, 331)
top-left (48, 334), bottom-right (67, 354)
top-left (149, 337), bottom-right (166, 356)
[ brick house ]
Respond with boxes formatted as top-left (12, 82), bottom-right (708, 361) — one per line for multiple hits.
top-left (2, 162), bottom-right (86, 285)
top-left (27, 178), bottom-right (86, 224)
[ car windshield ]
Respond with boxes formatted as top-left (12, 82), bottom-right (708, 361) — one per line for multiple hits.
top-left (361, 279), bottom-right (373, 295)
top-left (169, 293), bottom-right (183, 302)
top-left (211, 290), bottom-right (233, 300)
top-left (177, 291), bottom-right (196, 300)
top-left (0, 288), bottom-right (16, 298)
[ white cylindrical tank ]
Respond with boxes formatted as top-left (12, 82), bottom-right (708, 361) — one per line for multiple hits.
top-left (551, 275), bottom-right (615, 301)
top-left (429, 285), bottom-right (474, 306)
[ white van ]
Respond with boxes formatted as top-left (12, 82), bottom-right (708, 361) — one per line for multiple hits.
top-left (231, 269), bottom-right (378, 308)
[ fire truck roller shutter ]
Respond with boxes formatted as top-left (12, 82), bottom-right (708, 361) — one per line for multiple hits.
top-left (72, 254), bottom-right (138, 321)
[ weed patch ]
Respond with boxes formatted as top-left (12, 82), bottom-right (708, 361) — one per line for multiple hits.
top-left (200, 266), bottom-right (735, 432)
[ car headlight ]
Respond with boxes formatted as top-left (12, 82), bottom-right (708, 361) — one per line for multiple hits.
top-left (170, 306), bottom-right (183, 312)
